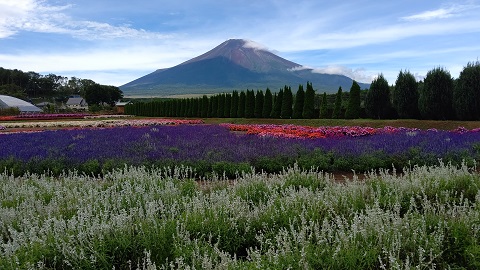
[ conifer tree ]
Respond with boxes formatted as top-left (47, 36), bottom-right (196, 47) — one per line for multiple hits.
top-left (302, 82), bottom-right (315, 118)
top-left (224, 93), bottom-right (231, 118)
top-left (281, 86), bottom-right (293, 119)
top-left (365, 74), bottom-right (391, 119)
top-left (245, 90), bottom-right (255, 118)
top-left (271, 89), bottom-right (283, 118)
top-left (393, 70), bottom-right (419, 119)
top-left (230, 91), bottom-right (239, 118)
top-left (217, 94), bottom-right (225, 118)
top-left (454, 61), bottom-right (480, 120)
top-left (262, 88), bottom-right (273, 118)
top-left (345, 80), bottom-right (361, 119)
top-left (319, 92), bottom-right (329, 118)
top-left (237, 91), bottom-right (246, 117)
top-left (292, 84), bottom-right (305, 118)
top-left (201, 95), bottom-right (208, 117)
top-left (254, 90), bottom-right (264, 118)
top-left (418, 67), bottom-right (454, 120)
top-left (210, 95), bottom-right (218, 117)
top-left (332, 87), bottom-right (343, 119)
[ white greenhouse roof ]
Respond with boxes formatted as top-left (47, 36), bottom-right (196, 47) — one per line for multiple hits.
top-left (0, 95), bottom-right (42, 112)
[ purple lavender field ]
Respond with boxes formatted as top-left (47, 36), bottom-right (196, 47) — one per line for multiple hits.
top-left (1, 124), bottom-right (480, 176)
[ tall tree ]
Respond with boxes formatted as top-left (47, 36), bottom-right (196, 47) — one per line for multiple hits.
top-left (292, 84), bottom-right (305, 118)
top-left (319, 92), bottom-right (329, 118)
top-left (224, 93), bottom-right (231, 118)
top-left (302, 81), bottom-right (315, 118)
top-left (245, 90), bottom-right (255, 118)
top-left (254, 90), bottom-right (264, 118)
top-left (217, 94), bottom-right (225, 117)
top-left (454, 61), bottom-right (480, 120)
top-left (84, 83), bottom-right (123, 106)
top-left (230, 91), bottom-right (239, 118)
top-left (365, 74), bottom-right (392, 119)
top-left (418, 67), bottom-right (454, 120)
top-left (393, 70), bottom-right (419, 119)
top-left (201, 95), bottom-right (209, 117)
top-left (281, 86), bottom-right (293, 119)
top-left (271, 89), bottom-right (283, 118)
top-left (262, 88), bottom-right (273, 118)
top-left (332, 87), bottom-right (343, 119)
top-left (210, 95), bottom-right (218, 117)
top-left (237, 91), bottom-right (246, 117)
top-left (344, 80), bottom-right (361, 119)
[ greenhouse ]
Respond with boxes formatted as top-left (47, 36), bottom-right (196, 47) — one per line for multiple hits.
top-left (0, 95), bottom-right (41, 113)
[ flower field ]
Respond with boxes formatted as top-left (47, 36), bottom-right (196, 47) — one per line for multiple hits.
top-left (1, 163), bottom-right (479, 269)
top-left (1, 121), bottom-right (480, 176)
top-left (1, 120), bottom-right (480, 269)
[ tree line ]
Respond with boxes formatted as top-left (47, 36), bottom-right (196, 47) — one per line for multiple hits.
top-left (127, 61), bottom-right (480, 121)
top-left (0, 67), bottom-right (122, 107)
top-left (125, 82), bottom-right (318, 119)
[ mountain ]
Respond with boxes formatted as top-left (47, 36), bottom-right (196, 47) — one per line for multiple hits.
top-left (120, 39), bottom-right (369, 96)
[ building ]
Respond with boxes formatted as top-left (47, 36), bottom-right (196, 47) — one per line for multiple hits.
top-left (66, 96), bottom-right (88, 111)
top-left (115, 101), bottom-right (131, 114)
top-left (0, 95), bottom-right (42, 113)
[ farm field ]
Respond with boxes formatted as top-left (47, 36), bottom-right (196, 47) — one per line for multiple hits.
top-left (1, 115), bottom-right (480, 269)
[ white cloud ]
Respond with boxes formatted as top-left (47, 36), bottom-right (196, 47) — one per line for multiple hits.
top-left (401, 4), bottom-right (475, 21)
top-left (0, 0), bottom-right (168, 40)
top-left (242, 39), bottom-right (271, 51)
top-left (288, 65), bottom-right (375, 83)
top-left (311, 65), bottom-right (376, 83)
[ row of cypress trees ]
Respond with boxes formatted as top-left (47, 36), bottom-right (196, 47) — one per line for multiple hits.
top-left (362, 61), bottom-right (480, 120)
top-left (125, 82), bottom-right (318, 119)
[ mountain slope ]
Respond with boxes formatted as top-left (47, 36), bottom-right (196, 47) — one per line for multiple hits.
top-left (121, 39), bottom-right (369, 96)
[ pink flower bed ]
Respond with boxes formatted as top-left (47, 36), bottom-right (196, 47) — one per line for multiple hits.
top-left (221, 124), bottom-right (480, 139)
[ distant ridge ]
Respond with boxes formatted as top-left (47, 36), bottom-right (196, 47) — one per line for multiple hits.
top-left (121, 39), bottom-right (369, 96)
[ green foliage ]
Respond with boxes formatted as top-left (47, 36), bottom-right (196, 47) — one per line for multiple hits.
top-left (0, 106), bottom-right (21, 116)
top-left (210, 95), bottom-right (218, 117)
top-left (319, 92), bottom-right (329, 118)
top-left (271, 89), bottom-right (283, 118)
top-left (292, 84), bottom-right (305, 118)
top-left (345, 80), bottom-right (361, 119)
top-left (365, 74), bottom-right (392, 119)
top-left (2, 163), bottom-right (480, 268)
top-left (280, 85), bottom-right (293, 119)
top-left (332, 86), bottom-right (343, 119)
top-left (84, 83), bottom-right (123, 107)
top-left (0, 84), bottom-right (27, 99)
top-left (302, 81), bottom-right (316, 118)
top-left (393, 70), bottom-right (420, 119)
top-left (454, 61), bottom-right (480, 120)
top-left (217, 94), bottom-right (225, 118)
top-left (230, 91), bottom-right (239, 118)
top-left (419, 67), bottom-right (455, 120)
top-left (262, 88), bottom-right (273, 118)
top-left (245, 90), bottom-right (255, 118)
top-left (237, 91), bottom-right (246, 118)
top-left (254, 90), bottom-right (264, 118)
top-left (201, 95), bottom-right (209, 117)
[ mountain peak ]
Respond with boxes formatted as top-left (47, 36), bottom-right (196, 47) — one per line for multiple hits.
top-left (181, 38), bottom-right (300, 72)
top-left (121, 39), bottom-right (370, 96)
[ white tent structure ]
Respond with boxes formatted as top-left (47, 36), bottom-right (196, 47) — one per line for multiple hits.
top-left (0, 95), bottom-right (41, 113)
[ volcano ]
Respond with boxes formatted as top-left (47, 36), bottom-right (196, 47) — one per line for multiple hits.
top-left (120, 39), bottom-right (369, 96)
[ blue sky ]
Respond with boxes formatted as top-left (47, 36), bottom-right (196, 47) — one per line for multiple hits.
top-left (1, 0), bottom-right (479, 87)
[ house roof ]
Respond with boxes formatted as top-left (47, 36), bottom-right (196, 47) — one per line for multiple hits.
top-left (0, 95), bottom-right (42, 112)
top-left (115, 101), bottom-right (131, 106)
top-left (66, 97), bottom-right (87, 106)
